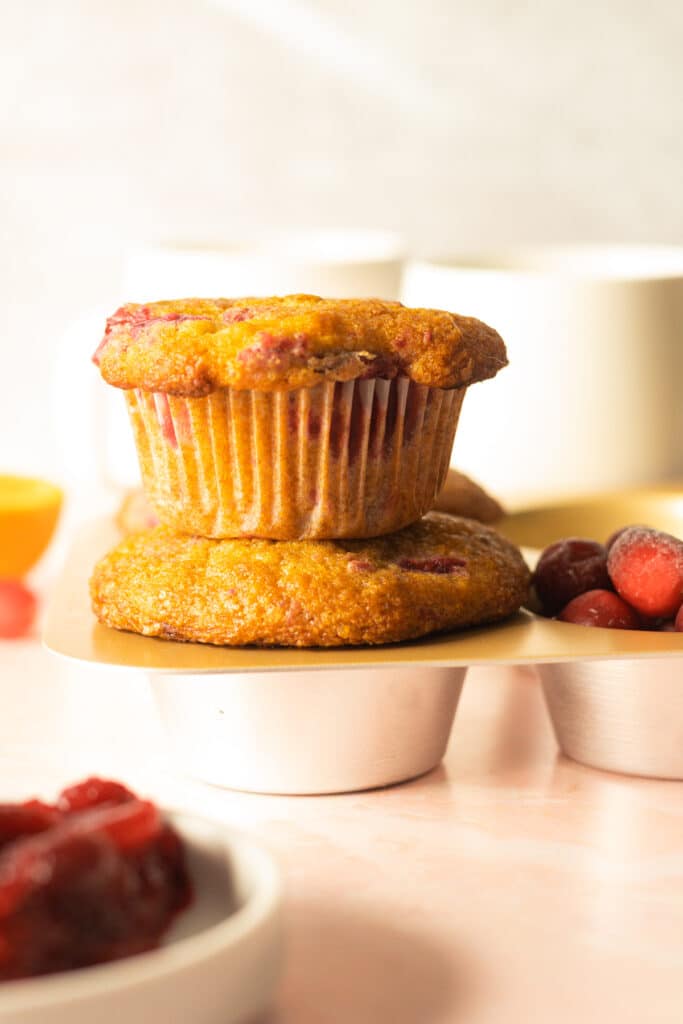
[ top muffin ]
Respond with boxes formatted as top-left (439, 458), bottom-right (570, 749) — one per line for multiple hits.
top-left (93, 295), bottom-right (507, 396)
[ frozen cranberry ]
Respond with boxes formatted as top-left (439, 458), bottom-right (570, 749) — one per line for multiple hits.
top-left (532, 538), bottom-right (610, 616)
top-left (605, 524), bottom-right (651, 551)
top-left (607, 526), bottom-right (683, 618)
top-left (0, 580), bottom-right (37, 639)
top-left (557, 589), bottom-right (641, 629)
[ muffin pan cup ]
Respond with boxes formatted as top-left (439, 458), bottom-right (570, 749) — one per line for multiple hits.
top-left (539, 659), bottom-right (683, 780)
top-left (125, 378), bottom-right (463, 539)
top-left (150, 666), bottom-right (466, 795)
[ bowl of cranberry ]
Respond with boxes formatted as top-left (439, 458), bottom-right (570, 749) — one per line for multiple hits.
top-left (0, 777), bottom-right (282, 1024)
top-left (530, 519), bottom-right (683, 779)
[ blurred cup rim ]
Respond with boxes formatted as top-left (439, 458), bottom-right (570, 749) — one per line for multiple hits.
top-left (407, 244), bottom-right (683, 281)
top-left (127, 229), bottom-right (406, 269)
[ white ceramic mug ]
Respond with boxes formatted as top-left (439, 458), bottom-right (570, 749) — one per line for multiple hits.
top-left (122, 229), bottom-right (405, 302)
top-left (402, 245), bottom-right (683, 503)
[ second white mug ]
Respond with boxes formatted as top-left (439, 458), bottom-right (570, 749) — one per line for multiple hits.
top-left (403, 245), bottom-right (683, 503)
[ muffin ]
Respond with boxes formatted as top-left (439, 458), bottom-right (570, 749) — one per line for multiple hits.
top-left (114, 469), bottom-right (504, 536)
top-left (90, 511), bottom-right (530, 647)
top-left (436, 469), bottom-right (504, 524)
top-left (94, 295), bottom-right (506, 540)
top-left (115, 488), bottom-right (160, 534)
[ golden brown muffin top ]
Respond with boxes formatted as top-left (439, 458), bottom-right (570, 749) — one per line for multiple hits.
top-left (90, 512), bottom-right (530, 647)
top-left (93, 295), bottom-right (507, 396)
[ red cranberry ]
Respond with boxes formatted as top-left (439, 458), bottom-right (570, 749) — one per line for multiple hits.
top-left (0, 580), bottom-right (37, 639)
top-left (532, 538), bottom-right (610, 616)
top-left (607, 526), bottom-right (683, 618)
top-left (557, 589), bottom-right (641, 629)
top-left (397, 556), bottom-right (468, 574)
top-left (605, 524), bottom-right (650, 551)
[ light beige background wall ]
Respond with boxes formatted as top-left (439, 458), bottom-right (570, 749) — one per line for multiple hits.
top-left (2, 0), bottom-right (682, 472)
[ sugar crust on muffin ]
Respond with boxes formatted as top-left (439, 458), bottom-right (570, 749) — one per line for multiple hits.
top-left (93, 295), bottom-right (507, 396)
top-left (90, 512), bottom-right (529, 647)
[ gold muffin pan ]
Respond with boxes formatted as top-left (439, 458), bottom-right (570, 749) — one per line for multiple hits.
top-left (43, 487), bottom-right (683, 672)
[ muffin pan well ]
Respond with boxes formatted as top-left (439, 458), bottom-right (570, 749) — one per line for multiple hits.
top-left (44, 489), bottom-right (683, 787)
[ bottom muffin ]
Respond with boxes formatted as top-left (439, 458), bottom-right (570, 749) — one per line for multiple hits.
top-left (90, 512), bottom-right (529, 647)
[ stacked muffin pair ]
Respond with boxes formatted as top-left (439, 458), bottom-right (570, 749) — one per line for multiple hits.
top-left (90, 295), bottom-right (529, 646)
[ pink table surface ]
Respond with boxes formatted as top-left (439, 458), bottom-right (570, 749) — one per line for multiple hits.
top-left (1, 637), bottom-right (682, 1024)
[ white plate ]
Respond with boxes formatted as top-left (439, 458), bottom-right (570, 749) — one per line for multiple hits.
top-left (0, 812), bottom-right (283, 1024)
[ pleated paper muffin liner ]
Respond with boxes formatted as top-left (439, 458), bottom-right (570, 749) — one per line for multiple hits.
top-left (125, 377), bottom-right (464, 539)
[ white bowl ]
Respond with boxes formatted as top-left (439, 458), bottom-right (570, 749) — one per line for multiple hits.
top-left (150, 666), bottom-right (466, 794)
top-left (0, 812), bottom-right (283, 1024)
top-left (540, 658), bottom-right (683, 779)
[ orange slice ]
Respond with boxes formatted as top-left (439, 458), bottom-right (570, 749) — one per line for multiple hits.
top-left (0, 475), bottom-right (63, 578)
